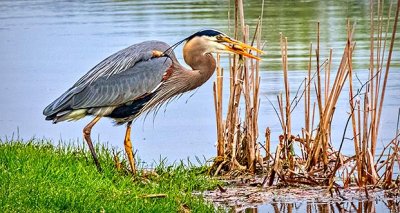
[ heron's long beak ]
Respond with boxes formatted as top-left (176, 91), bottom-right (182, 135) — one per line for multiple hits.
top-left (219, 36), bottom-right (264, 60)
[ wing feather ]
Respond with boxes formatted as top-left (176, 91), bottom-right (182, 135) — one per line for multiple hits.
top-left (43, 40), bottom-right (174, 117)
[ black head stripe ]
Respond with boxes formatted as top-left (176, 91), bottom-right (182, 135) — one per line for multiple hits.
top-left (185, 29), bottom-right (223, 41)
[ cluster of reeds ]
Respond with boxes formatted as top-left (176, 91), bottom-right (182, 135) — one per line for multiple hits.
top-left (210, 0), bottom-right (263, 175)
top-left (265, 22), bottom-right (356, 187)
top-left (267, 0), bottom-right (400, 188)
top-left (212, 0), bottom-right (400, 189)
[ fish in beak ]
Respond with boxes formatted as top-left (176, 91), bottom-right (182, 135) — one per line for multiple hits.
top-left (218, 35), bottom-right (264, 60)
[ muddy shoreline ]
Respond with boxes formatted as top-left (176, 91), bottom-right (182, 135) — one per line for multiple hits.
top-left (198, 177), bottom-right (400, 212)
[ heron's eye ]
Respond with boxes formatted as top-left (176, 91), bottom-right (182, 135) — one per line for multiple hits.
top-left (216, 35), bottom-right (222, 40)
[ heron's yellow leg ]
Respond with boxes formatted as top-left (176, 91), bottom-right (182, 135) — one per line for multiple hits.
top-left (83, 116), bottom-right (102, 172)
top-left (124, 121), bottom-right (136, 174)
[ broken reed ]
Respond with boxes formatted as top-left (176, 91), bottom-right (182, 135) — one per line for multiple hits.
top-left (212, 0), bottom-right (263, 175)
top-left (268, 0), bottom-right (399, 187)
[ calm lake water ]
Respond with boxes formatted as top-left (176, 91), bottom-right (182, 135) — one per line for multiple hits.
top-left (0, 1), bottom-right (399, 165)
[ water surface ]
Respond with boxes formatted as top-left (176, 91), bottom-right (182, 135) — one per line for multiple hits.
top-left (0, 0), bottom-right (399, 165)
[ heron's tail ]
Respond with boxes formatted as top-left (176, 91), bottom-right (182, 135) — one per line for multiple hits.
top-left (45, 109), bottom-right (87, 123)
top-left (43, 87), bottom-right (80, 123)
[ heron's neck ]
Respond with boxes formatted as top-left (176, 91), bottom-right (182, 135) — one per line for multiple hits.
top-left (183, 50), bottom-right (216, 90)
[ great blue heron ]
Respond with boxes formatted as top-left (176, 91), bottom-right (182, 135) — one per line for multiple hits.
top-left (43, 29), bottom-right (263, 173)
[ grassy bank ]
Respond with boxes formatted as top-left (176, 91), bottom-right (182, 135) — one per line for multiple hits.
top-left (0, 140), bottom-right (220, 212)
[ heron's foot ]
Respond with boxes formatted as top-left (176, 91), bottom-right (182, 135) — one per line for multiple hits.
top-left (113, 150), bottom-right (122, 170)
top-left (125, 145), bottom-right (137, 175)
top-left (124, 122), bottom-right (137, 175)
top-left (152, 50), bottom-right (164, 58)
top-left (84, 138), bottom-right (103, 172)
top-left (94, 159), bottom-right (103, 173)
top-left (83, 116), bottom-right (103, 173)
top-left (124, 142), bottom-right (137, 175)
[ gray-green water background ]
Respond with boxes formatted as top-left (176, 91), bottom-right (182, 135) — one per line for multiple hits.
top-left (0, 0), bottom-right (399, 164)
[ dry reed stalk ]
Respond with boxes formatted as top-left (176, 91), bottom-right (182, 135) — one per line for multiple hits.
top-left (316, 22), bottom-right (323, 122)
top-left (265, 127), bottom-right (271, 160)
top-left (224, 0), bottom-right (240, 164)
top-left (325, 49), bottom-right (332, 104)
top-left (213, 54), bottom-right (224, 157)
top-left (361, 91), bottom-right (369, 183)
top-left (306, 23), bottom-right (325, 169)
top-left (317, 21), bottom-right (329, 168)
top-left (305, 43), bottom-right (312, 155)
top-left (367, 0), bottom-right (378, 161)
top-left (268, 143), bottom-right (282, 186)
top-left (278, 33), bottom-right (294, 171)
top-left (253, 16), bottom-right (263, 167)
top-left (346, 19), bottom-right (363, 186)
top-left (369, 1), bottom-right (375, 160)
top-left (243, 24), bottom-right (256, 172)
top-left (383, 139), bottom-right (399, 188)
top-left (236, 0), bottom-right (248, 171)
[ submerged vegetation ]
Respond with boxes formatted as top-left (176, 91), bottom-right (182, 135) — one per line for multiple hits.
top-left (0, 140), bottom-right (221, 212)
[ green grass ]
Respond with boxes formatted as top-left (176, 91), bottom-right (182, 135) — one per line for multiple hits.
top-left (0, 139), bottom-right (221, 212)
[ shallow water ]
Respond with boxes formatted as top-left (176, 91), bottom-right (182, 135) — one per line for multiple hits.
top-left (245, 200), bottom-right (400, 213)
top-left (0, 0), bottom-right (399, 166)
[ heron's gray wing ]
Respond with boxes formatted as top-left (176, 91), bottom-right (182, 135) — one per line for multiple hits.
top-left (43, 40), bottom-right (174, 116)
top-left (71, 57), bottom-right (171, 109)
top-left (72, 41), bottom-right (175, 88)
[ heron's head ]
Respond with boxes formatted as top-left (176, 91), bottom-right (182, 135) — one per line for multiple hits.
top-left (182, 29), bottom-right (263, 60)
